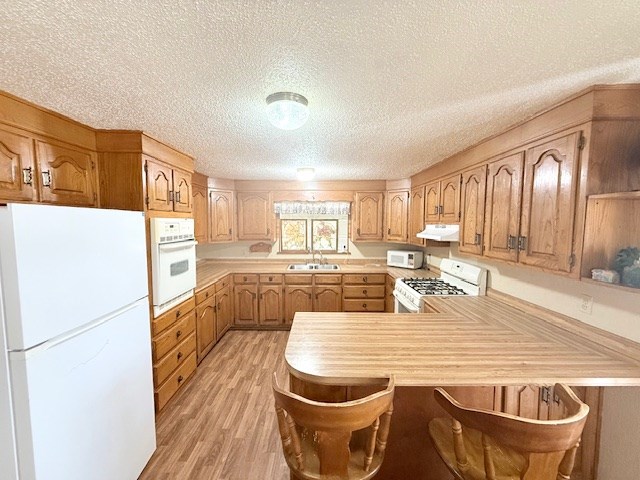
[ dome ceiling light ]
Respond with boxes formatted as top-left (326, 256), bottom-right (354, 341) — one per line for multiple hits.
top-left (266, 92), bottom-right (309, 130)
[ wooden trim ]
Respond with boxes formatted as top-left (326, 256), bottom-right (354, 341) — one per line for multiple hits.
top-left (235, 179), bottom-right (386, 192)
top-left (192, 171), bottom-right (208, 187)
top-left (0, 91), bottom-right (96, 150)
top-left (385, 178), bottom-right (411, 190)
top-left (207, 177), bottom-right (236, 190)
top-left (141, 134), bottom-right (193, 172)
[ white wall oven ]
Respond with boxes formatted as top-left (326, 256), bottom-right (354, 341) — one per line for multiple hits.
top-left (150, 217), bottom-right (197, 317)
top-left (393, 259), bottom-right (487, 313)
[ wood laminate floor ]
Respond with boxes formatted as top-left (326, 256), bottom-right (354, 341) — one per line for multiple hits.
top-left (139, 330), bottom-right (290, 480)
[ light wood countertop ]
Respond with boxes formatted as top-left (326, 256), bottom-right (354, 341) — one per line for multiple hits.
top-left (195, 259), bottom-right (429, 291)
top-left (285, 303), bottom-right (640, 387)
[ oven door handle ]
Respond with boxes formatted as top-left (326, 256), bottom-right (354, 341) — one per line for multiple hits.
top-left (157, 240), bottom-right (198, 252)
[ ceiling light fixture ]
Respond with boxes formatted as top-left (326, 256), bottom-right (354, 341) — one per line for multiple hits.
top-left (266, 92), bottom-right (309, 130)
top-left (296, 167), bottom-right (315, 182)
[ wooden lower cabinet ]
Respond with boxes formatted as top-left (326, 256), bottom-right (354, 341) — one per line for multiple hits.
top-left (259, 285), bottom-right (283, 325)
top-left (385, 275), bottom-right (395, 312)
top-left (234, 279), bottom-right (259, 326)
top-left (216, 284), bottom-right (233, 339)
top-left (151, 298), bottom-right (197, 412)
top-left (314, 285), bottom-right (342, 312)
top-left (285, 285), bottom-right (313, 324)
top-left (195, 295), bottom-right (216, 363)
top-left (342, 273), bottom-right (386, 312)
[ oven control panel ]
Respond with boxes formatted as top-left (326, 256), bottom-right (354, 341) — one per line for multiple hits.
top-left (150, 217), bottom-right (195, 244)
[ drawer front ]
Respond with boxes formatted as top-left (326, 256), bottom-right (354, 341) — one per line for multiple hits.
top-left (342, 299), bottom-right (386, 312)
top-left (195, 283), bottom-right (216, 304)
top-left (285, 274), bottom-right (313, 285)
top-left (155, 352), bottom-right (197, 412)
top-left (315, 274), bottom-right (342, 285)
top-left (259, 274), bottom-right (283, 284)
top-left (153, 331), bottom-right (196, 386)
top-left (342, 274), bottom-right (386, 285)
top-left (152, 297), bottom-right (195, 337)
top-left (215, 275), bottom-right (231, 292)
top-left (152, 310), bottom-right (196, 362)
top-left (342, 285), bottom-right (385, 299)
top-left (234, 274), bottom-right (258, 284)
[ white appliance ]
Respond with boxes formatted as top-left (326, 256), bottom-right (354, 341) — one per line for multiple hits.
top-left (0, 203), bottom-right (156, 480)
top-left (386, 250), bottom-right (424, 269)
top-left (393, 258), bottom-right (487, 313)
top-left (416, 224), bottom-right (460, 241)
top-left (149, 217), bottom-right (197, 317)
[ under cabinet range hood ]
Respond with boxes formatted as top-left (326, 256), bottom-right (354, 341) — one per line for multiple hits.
top-left (416, 224), bottom-right (460, 242)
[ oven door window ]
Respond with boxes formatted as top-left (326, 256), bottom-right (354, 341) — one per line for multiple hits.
top-left (170, 259), bottom-right (189, 276)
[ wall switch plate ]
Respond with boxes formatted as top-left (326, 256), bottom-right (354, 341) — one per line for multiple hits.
top-left (580, 294), bottom-right (593, 314)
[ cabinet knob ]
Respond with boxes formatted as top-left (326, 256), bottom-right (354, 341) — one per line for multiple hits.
top-left (176, 310), bottom-right (181, 318)
top-left (177, 351), bottom-right (183, 360)
top-left (205, 292), bottom-right (209, 298)
top-left (363, 276), bottom-right (368, 283)
top-left (363, 289), bottom-right (368, 295)
top-left (269, 276), bottom-right (273, 281)
top-left (362, 303), bottom-right (367, 308)
top-left (243, 276), bottom-right (247, 282)
top-left (177, 375), bottom-right (184, 383)
top-left (176, 330), bottom-right (182, 338)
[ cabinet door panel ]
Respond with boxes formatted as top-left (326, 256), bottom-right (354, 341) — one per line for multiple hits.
top-left (285, 286), bottom-right (313, 324)
top-left (484, 152), bottom-right (524, 262)
top-left (234, 285), bottom-right (258, 326)
top-left (216, 286), bottom-right (232, 339)
top-left (0, 128), bottom-right (36, 202)
top-left (459, 166), bottom-right (486, 255)
top-left (409, 185), bottom-right (425, 246)
top-left (173, 169), bottom-right (192, 213)
top-left (424, 182), bottom-right (440, 223)
top-left (36, 140), bottom-right (97, 206)
top-left (519, 132), bottom-right (579, 272)
top-left (385, 189), bottom-right (409, 242)
top-left (259, 285), bottom-right (283, 325)
top-left (353, 192), bottom-right (384, 241)
top-left (195, 296), bottom-right (216, 363)
top-left (145, 158), bottom-right (173, 211)
top-left (237, 191), bottom-right (272, 240)
top-left (502, 385), bottom-right (543, 419)
top-left (192, 184), bottom-right (208, 243)
top-left (440, 174), bottom-right (461, 223)
top-left (314, 286), bottom-right (342, 312)
top-left (210, 190), bottom-right (234, 242)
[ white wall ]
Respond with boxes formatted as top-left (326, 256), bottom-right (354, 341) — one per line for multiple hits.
top-left (427, 245), bottom-right (640, 479)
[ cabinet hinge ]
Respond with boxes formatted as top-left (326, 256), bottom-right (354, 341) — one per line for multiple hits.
top-left (578, 135), bottom-right (586, 150)
top-left (144, 163), bottom-right (148, 173)
top-left (569, 253), bottom-right (576, 268)
top-left (91, 160), bottom-right (95, 169)
top-left (541, 386), bottom-right (551, 404)
top-left (145, 196), bottom-right (149, 206)
top-left (458, 210), bottom-right (461, 221)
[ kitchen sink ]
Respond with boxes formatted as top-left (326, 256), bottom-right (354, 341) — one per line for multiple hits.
top-left (287, 263), bottom-right (340, 270)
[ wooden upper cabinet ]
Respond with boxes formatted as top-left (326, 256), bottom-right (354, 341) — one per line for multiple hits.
top-left (173, 168), bottom-right (192, 212)
top-left (0, 128), bottom-right (36, 202)
top-left (145, 157), bottom-right (173, 211)
top-left (408, 185), bottom-right (425, 246)
top-left (35, 140), bottom-right (98, 207)
top-left (145, 156), bottom-right (192, 213)
top-left (519, 132), bottom-right (581, 272)
top-left (353, 191), bottom-right (384, 241)
top-left (384, 189), bottom-right (409, 243)
top-left (210, 190), bottom-right (234, 242)
top-left (237, 191), bottom-right (273, 241)
top-left (424, 174), bottom-right (461, 224)
top-left (424, 182), bottom-right (440, 223)
top-left (459, 165), bottom-right (487, 255)
top-left (192, 182), bottom-right (208, 244)
top-left (484, 152), bottom-right (524, 262)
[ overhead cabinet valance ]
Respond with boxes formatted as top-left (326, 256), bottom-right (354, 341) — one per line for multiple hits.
top-left (274, 201), bottom-right (351, 215)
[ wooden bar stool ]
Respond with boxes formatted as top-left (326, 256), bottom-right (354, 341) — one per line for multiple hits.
top-left (428, 384), bottom-right (589, 480)
top-left (272, 374), bottom-right (395, 480)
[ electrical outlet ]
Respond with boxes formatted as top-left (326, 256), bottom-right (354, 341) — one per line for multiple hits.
top-left (579, 294), bottom-right (593, 314)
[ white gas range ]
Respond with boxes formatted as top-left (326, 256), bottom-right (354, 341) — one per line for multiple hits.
top-left (393, 258), bottom-right (487, 313)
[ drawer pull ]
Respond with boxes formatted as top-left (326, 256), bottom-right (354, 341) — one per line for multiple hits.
top-left (177, 351), bottom-right (183, 360)
top-left (243, 276), bottom-right (247, 282)
top-left (363, 276), bottom-right (368, 283)
top-left (362, 303), bottom-right (367, 308)
top-left (176, 330), bottom-right (182, 338)
top-left (269, 276), bottom-right (273, 281)
top-left (205, 292), bottom-right (209, 298)
top-left (363, 289), bottom-right (368, 295)
top-left (176, 310), bottom-right (181, 318)
top-left (177, 375), bottom-right (184, 383)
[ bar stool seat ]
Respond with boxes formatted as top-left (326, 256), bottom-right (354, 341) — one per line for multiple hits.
top-left (428, 384), bottom-right (589, 480)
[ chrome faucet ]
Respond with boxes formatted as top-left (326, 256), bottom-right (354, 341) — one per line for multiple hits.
top-left (308, 248), bottom-right (316, 264)
top-left (316, 249), bottom-right (325, 265)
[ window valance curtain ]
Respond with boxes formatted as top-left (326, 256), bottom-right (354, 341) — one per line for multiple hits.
top-left (274, 201), bottom-right (351, 215)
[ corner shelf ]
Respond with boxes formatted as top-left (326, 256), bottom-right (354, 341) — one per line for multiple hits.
top-left (580, 191), bottom-right (640, 292)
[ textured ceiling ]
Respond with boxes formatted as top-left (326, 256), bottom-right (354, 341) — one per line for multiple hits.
top-left (1, 1), bottom-right (640, 181)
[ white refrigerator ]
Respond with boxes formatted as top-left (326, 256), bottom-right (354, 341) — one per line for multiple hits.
top-left (0, 203), bottom-right (156, 480)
